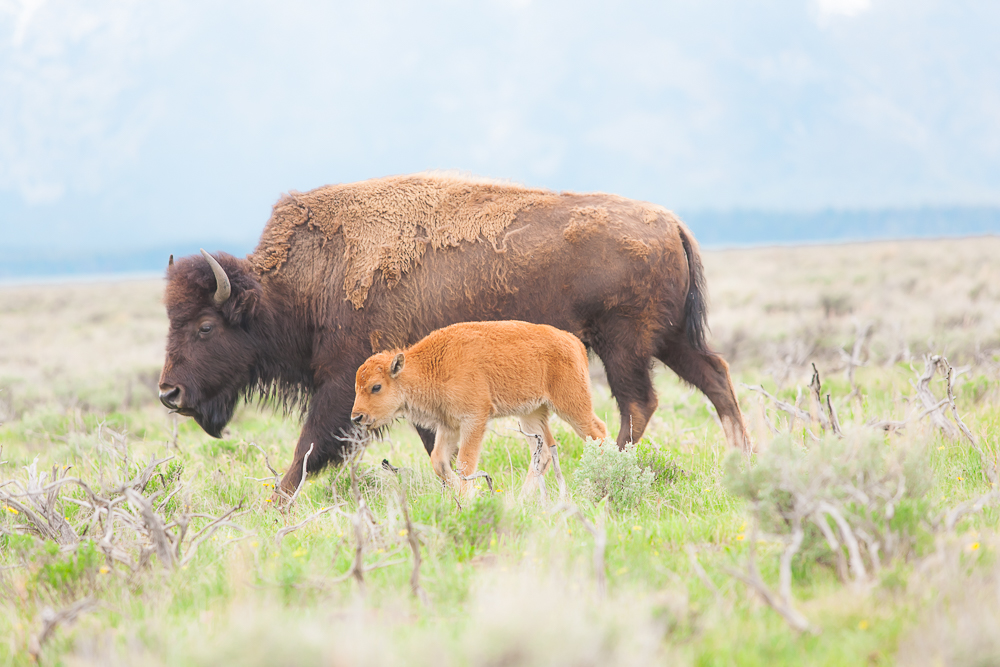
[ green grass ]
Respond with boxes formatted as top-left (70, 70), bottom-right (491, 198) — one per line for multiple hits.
top-left (1, 364), bottom-right (999, 666)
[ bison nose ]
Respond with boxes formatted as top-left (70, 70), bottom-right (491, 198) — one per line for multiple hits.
top-left (351, 413), bottom-right (365, 426)
top-left (159, 386), bottom-right (182, 410)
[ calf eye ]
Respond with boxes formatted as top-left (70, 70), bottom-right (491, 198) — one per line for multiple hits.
top-left (199, 323), bottom-right (213, 335)
top-left (371, 384), bottom-right (381, 393)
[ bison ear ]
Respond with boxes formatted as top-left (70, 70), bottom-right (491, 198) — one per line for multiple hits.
top-left (168, 254), bottom-right (174, 268)
top-left (389, 353), bottom-right (405, 378)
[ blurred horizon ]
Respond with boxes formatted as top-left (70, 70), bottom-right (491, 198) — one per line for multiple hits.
top-left (2, 0), bottom-right (999, 275)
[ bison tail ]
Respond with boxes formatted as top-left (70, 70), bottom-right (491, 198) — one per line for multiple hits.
top-left (678, 224), bottom-right (709, 352)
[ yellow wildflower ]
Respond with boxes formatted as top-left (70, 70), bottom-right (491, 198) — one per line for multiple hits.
top-left (858, 619), bottom-right (869, 630)
top-left (632, 525), bottom-right (642, 531)
top-left (99, 566), bottom-right (109, 574)
top-left (398, 529), bottom-right (409, 537)
top-left (5, 506), bottom-right (17, 515)
top-left (969, 542), bottom-right (980, 552)
top-left (736, 534), bottom-right (745, 541)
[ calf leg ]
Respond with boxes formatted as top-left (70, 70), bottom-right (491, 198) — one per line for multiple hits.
top-left (430, 427), bottom-right (461, 491)
top-left (657, 340), bottom-right (752, 452)
top-left (454, 418), bottom-right (489, 498)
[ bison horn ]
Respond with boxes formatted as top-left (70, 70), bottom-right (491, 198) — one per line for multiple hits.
top-left (200, 249), bottom-right (232, 305)
top-left (168, 254), bottom-right (174, 268)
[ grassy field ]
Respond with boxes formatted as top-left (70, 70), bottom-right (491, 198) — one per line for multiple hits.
top-left (2, 237), bottom-right (999, 666)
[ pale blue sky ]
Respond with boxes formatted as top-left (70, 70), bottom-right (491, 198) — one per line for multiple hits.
top-left (1, 0), bottom-right (998, 252)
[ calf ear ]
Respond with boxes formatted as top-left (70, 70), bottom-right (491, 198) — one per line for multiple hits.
top-left (390, 353), bottom-right (405, 378)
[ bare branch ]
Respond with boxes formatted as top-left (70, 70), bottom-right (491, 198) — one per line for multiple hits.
top-left (940, 357), bottom-right (998, 485)
top-left (554, 502), bottom-right (607, 599)
top-left (817, 501), bottom-right (867, 584)
top-left (286, 443), bottom-right (315, 510)
top-left (27, 597), bottom-right (97, 661)
top-left (274, 504), bottom-right (340, 545)
top-left (943, 490), bottom-right (998, 532)
top-left (724, 515), bottom-right (817, 634)
top-left (913, 356), bottom-right (958, 438)
top-left (825, 394), bottom-right (843, 438)
top-left (685, 545), bottom-right (723, 606)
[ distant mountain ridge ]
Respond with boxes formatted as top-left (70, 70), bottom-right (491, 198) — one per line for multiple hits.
top-left (681, 206), bottom-right (1000, 248)
top-left (2, 207), bottom-right (998, 280)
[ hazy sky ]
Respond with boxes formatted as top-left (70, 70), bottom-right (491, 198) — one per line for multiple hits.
top-left (1, 0), bottom-right (998, 251)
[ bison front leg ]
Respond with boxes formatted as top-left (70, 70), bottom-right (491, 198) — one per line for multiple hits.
top-left (278, 380), bottom-right (358, 495)
top-left (415, 425), bottom-right (437, 457)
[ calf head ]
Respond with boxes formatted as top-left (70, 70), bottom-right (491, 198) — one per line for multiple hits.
top-left (351, 352), bottom-right (406, 430)
top-left (159, 250), bottom-right (264, 438)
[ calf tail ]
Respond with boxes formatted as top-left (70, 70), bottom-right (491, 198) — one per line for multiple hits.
top-left (678, 224), bottom-right (709, 352)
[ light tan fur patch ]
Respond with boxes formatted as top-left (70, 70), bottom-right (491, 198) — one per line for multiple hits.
top-left (562, 206), bottom-right (611, 244)
top-left (249, 173), bottom-right (560, 308)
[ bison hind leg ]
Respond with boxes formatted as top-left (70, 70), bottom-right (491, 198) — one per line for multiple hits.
top-left (656, 340), bottom-right (752, 452)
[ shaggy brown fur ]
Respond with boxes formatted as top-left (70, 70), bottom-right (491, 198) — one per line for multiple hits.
top-left (351, 321), bottom-right (608, 496)
top-left (250, 172), bottom-right (560, 308)
top-left (158, 172), bottom-right (750, 493)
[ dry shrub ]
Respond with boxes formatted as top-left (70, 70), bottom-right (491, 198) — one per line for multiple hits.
top-left (725, 433), bottom-right (934, 582)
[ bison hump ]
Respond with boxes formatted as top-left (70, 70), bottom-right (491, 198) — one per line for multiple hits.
top-left (249, 172), bottom-right (560, 309)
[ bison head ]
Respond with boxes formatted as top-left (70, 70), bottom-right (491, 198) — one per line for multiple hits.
top-left (351, 351), bottom-right (406, 430)
top-left (159, 250), bottom-right (263, 438)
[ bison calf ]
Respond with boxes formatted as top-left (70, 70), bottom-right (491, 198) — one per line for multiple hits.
top-left (351, 320), bottom-right (608, 496)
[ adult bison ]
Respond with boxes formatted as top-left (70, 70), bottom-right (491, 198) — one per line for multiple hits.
top-left (158, 173), bottom-right (749, 492)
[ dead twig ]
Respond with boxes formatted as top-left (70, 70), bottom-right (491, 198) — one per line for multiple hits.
top-left (913, 356), bottom-right (958, 438)
top-left (741, 384), bottom-right (819, 441)
top-left (386, 466), bottom-right (428, 604)
top-left (940, 357), bottom-right (998, 485)
top-left (274, 505), bottom-right (340, 545)
top-left (286, 442), bottom-right (315, 510)
top-left (685, 545), bottom-right (724, 606)
top-left (809, 364), bottom-right (831, 432)
top-left (555, 502), bottom-right (607, 599)
top-left (825, 394), bottom-right (843, 438)
top-left (27, 596), bottom-right (97, 661)
top-left (724, 513), bottom-right (817, 634)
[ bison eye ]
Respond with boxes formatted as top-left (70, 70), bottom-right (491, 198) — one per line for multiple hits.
top-left (199, 323), bottom-right (213, 335)
top-left (371, 384), bottom-right (381, 394)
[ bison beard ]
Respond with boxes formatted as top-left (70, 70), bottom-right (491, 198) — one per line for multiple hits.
top-left (158, 172), bottom-right (751, 493)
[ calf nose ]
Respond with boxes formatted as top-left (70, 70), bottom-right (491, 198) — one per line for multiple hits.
top-left (159, 386), bottom-right (182, 410)
top-left (351, 413), bottom-right (365, 425)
